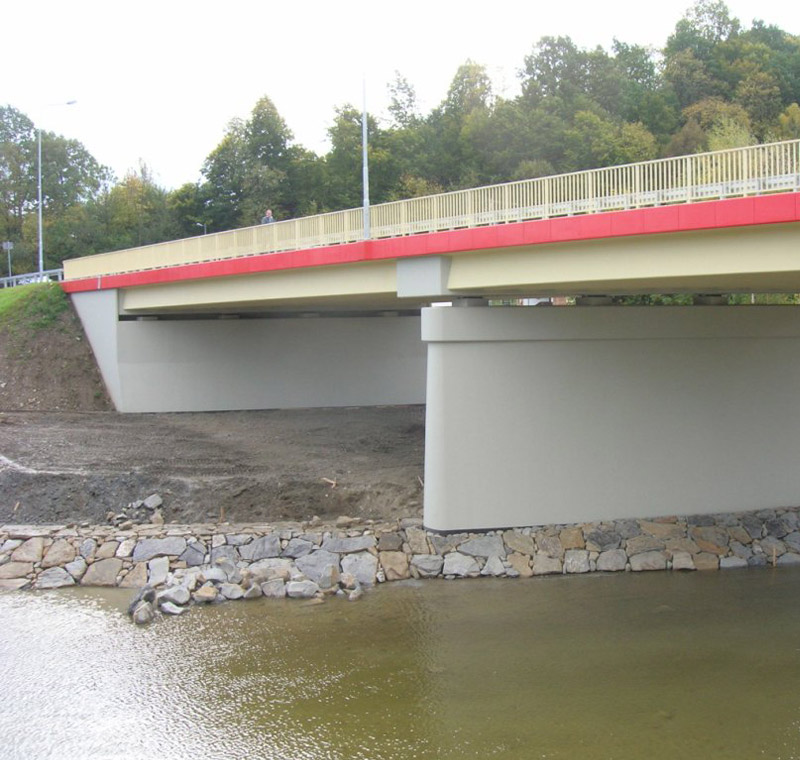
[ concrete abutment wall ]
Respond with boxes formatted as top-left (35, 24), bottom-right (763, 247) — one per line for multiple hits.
top-left (70, 290), bottom-right (426, 413)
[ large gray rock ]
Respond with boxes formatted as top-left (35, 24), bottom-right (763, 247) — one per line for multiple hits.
top-left (132, 537), bottom-right (187, 563)
top-left (41, 539), bottom-right (76, 568)
top-left (214, 557), bottom-right (241, 583)
top-left (502, 531), bottom-right (535, 556)
top-left (480, 555), bottom-right (506, 576)
top-left (776, 553), bottom-right (800, 566)
top-left (119, 562), bottom-right (148, 588)
top-left (296, 550), bottom-right (340, 585)
top-left (442, 552), bottom-right (480, 577)
top-left (537, 536), bottom-right (563, 559)
top-left (564, 549), bottom-right (590, 574)
top-left (630, 551), bottom-right (667, 572)
top-left (281, 538), bottom-right (314, 559)
top-left (64, 557), bottom-right (88, 580)
top-left (147, 556), bottom-right (170, 587)
top-left (783, 532), bottom-right (800, 553)
top-left (261, 578), bottom-right (287, 598)
top-left (160, 601), bottom-right (185, 615)
top-left (596, 549), bottom-right (627, 572)
top-left (11, 537), bottom-right (45, 563)
top-left (458, 535), bottom-right (506, 558)
top-left (671, 551), bottom-right (695, 571)
top-left (287, 580), bottom-right (319, 599)
top-left (242, 583), bottom-right (263, 599)
top-left (585, 528), bottom-right (622, 552)
top-left (239, 535), bottom-right (281, 561)
top-left (0, 562), bottom-right (33, 580)
top-left (429, 533), bottom-right (465, 556)
top-left (209, 545), bottom-right (240, 564)
top-left (180, 542), bottom-right (207, 567)
top-left (249, 558), bottom-right (294, 582)
top-left (321, 536), bottom-right (376, 554)
top-left (132, 601), bottom-right (155, 625)
top-left (82, 558), bottom-right (123, 586)
top-left (411, 554), bottom-right (444, 578)
top-left (219, 583), bottom-right (245, 600)
top-left (143, 493), bottom-right (163, 510)
top-left (36, 567), bottom-right (75, 589)
top-left (79, 538), bottom-right (97, 560)
top-left (625, 535), bottom-right (665, 556)
top-left (341, 552), bottom-right (378, 586)
top-left (720, 556), bottom-right (748, 569)
top-left (158, 585), bottom-right (191, 606)
top-left (532, 553), bottom-right (562, 575)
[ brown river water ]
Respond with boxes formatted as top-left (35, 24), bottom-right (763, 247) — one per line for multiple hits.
top-left (1, 568), bottom-right (799, 759)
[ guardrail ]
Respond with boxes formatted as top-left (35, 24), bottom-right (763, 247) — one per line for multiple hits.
top-left (1, 269), bottom-right (64, 288)
top-left (63, 139), bottom-right (800, 281)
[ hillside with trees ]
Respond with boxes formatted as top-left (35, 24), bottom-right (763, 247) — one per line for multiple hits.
top-left (2, 0), bottom-right (800, 274)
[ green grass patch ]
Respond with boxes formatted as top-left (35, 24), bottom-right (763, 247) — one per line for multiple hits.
top-left (0, 282), bottom-right (69, 331)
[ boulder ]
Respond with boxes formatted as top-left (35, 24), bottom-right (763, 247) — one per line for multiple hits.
top-left (36, 567), bottom-right (75, 589)
top-left (41, 539), bottom-right (76, 568)
top-left (564, 549), bottom-right (590, 574)
top-left (11, 537), bottom-right (45, 563)
top-left (321, 535), bottom-right (376, 554)
top-left (410, 554), bottom-right (444, 578)
top-left (379, 551), bottom-right (409, 581)
top-left (239, 535), bottom-right (281, 561)
top-left (442, 552), bottom-right (480, 577)
top-left (341, 552), bottom-right (378, 586)
top-left (596, 549), bottom-right (627, 572)
top-left (458, 535), bottom-right (506, 558)
top-left (82, 558), bottom-right (122, 586)
top-left (132, 537), bottom-right (187, 563)
top-left (132, 601), bottom-right (155, 625)
top-left (287, 580), bottom-right (319, 599)
top-left (630, 551), bottom-right (667, 572)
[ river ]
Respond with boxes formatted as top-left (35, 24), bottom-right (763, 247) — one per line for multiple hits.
top-left (1, 568), bottom-right (799, 759)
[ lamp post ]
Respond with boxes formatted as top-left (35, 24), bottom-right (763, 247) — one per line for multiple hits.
top-left (37, 100), bottom-right (77, 275)
top-left (195, 222), bottom-right (207, 235)
top-left (362, 77), bottom-right (370, 241)
top-left (2, 241), bottom-right (12, 278)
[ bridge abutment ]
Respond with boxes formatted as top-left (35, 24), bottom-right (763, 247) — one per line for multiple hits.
top-left (71, 290), bottom-right (426, 413)
top-left (422, 304), bottom-right (800, 531)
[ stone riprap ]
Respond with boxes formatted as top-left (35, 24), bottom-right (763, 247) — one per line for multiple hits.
top-left (3, 508), bottom-right (800, 613)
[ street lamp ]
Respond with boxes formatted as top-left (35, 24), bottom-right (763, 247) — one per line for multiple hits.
top-left (37, 100), bottom-right (77, 275)
top-left (195, 222), bottom-right (207, 235)
top-left (2, 241), bottom-right (12, 278)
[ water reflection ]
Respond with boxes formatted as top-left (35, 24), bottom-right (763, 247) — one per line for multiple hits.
top-left (1, 569), bottom-right (799, 759)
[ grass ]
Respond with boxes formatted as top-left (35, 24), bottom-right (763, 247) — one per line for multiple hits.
top-left (0, 282), bottom-right (69, 331)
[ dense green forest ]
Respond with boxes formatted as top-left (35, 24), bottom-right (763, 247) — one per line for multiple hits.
top-left (2, 0), bottom-right (800, 274)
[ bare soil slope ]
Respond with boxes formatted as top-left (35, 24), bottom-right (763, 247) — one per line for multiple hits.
top-left (0, 286), bottom-right (424, 525)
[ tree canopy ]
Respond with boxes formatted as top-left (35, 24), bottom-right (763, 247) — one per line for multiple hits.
top-left (2, 0), bottom-right (800, 273)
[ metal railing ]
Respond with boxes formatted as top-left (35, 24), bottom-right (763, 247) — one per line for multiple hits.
top-left (1, 269), bottom-right (64, 288)
top-left (63, 139), bottom-right (800, 281)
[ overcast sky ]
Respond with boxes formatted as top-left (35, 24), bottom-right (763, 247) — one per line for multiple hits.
top-left (4, 0), bottom-right (800, 190)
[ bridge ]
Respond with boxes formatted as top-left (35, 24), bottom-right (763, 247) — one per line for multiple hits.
top-left (62, 140), bottom-right (800, 532)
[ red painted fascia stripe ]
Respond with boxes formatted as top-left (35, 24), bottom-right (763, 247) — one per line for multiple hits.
top-left (61, 192), bottom-right (800, 294)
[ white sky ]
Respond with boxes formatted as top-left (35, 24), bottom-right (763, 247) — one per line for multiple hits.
top-left (4, 0), bottom-right (799, 190)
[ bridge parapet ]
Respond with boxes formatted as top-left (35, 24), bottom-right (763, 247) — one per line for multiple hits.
top-left (64, 140), bottom-right (800, 282)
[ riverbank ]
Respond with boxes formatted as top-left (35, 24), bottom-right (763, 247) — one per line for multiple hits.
top-left (3, 505), bottom-right (800, 616)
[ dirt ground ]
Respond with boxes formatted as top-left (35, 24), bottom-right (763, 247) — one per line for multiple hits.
top-left (0, 290), bottom-right (425, 525)
top-left (0, 407), bottom-right (425, 525)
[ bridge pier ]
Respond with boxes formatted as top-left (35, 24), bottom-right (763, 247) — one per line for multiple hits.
top-left (422, 304), bottom-right (800, 531)
top-left (71, 290), bottom-right (426, 412)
